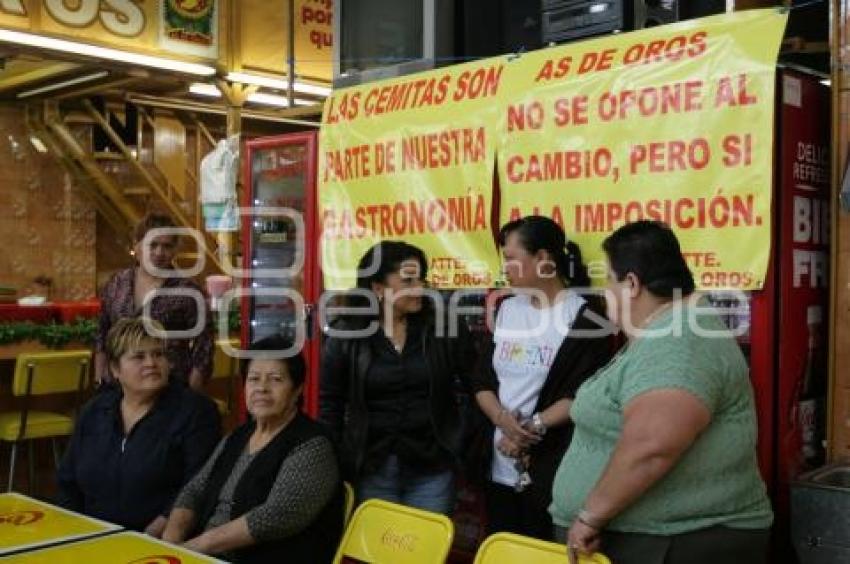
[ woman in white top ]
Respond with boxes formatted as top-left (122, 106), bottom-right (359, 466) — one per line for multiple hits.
top-left (471, 216), bottom-right (614, 540)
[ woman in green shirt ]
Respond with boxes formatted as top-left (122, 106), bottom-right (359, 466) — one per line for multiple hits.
top-left (550, 221), bottom-right (772, 564)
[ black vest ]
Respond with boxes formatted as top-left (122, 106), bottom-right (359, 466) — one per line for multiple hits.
top-left (195, 414), bottom-right (344, 564)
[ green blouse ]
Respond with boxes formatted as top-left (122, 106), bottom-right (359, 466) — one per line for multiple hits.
top-left (549, 299), bottom-right (773, 535)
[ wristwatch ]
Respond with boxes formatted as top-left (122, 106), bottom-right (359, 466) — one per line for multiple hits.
top-left (531, 412), bottom-right (547, 435)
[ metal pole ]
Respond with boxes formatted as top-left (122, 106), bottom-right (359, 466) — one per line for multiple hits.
top-left (288, 0), bottom-right (296, 106)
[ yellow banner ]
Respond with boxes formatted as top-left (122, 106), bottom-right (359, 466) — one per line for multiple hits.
top-left (318, 59), bottom-right (506, 290)
top-left (497, 9), bottom-right (787, 290)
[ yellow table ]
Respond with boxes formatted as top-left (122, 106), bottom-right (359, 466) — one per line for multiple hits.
top-left (0, 493), bottom-right (120, 556)
top-left (5, 532), bottom-right (227, 563)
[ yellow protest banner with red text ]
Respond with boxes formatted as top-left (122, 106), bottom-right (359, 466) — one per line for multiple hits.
top-left (497, 9), bottom-right (787, 290)
top-left (319, 59), bottom-right (506, 290)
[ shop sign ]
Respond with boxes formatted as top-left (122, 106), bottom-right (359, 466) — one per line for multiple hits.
top-left (160, 0), bottom-right (218, 58)
top-left (0, 0), bottom-right (219, 59)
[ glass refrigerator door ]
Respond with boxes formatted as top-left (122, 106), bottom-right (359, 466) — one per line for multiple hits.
top-left (241, 132), bottom-right (319, 410)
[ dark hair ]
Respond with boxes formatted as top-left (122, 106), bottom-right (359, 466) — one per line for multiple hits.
top-left (602, 220), bottom-right (695, 298)
top-left (239, 334), bottom-right (306, 389)
top-left (355, 240), bottom-right (428, 294)
top-left (498, 216), bottom-right (590, 287)
top-left (134, 212), bottom-right (176, 243)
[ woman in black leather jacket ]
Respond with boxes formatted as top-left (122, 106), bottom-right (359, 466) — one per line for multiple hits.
top-left (319, 241), bottom-right (476, 515)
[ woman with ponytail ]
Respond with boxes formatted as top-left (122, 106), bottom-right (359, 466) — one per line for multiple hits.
top-left (470, 216), bottom-right (615, 539)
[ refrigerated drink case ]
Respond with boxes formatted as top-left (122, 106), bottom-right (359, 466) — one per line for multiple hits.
top-left (241, 132), bottom-right (321, 414)
top-left (705, 69), bottom-right (831, 518)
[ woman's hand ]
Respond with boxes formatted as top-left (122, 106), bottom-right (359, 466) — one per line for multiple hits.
top-left (497, 410), bottom-right (541, 449)
top-left (567, 519), bottom-right (601, 555)
top-left (144, 516), bottom-right (168, 538)
top-left (183, 534), bottom-right (212, 554)
top-left (496, 435), bottom-right (524, 458)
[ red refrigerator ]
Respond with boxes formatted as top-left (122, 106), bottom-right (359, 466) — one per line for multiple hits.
top-left (729, 68), bottom-right (831, 537)
top-left (241, 131), bottom-right (322, 416)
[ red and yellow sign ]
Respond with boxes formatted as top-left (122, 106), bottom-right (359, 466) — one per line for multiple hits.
top-left (8, 531), bottom-right (224, 563)
top-left (318, 9), bottom-right (787, 291)
top-left (0, 0), bottom-right (219, 59)
top-left (0, 493), bottom-right (120, 556)
top-left (497, 9), bottom-right (787, 290)
top-left (319, 59), bottom-right (506, 289)
top-left (295, 0), bottom-right (333, 81)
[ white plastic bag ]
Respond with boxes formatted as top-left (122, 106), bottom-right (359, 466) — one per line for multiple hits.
top-left (200, 134), bottom-right (240, 231)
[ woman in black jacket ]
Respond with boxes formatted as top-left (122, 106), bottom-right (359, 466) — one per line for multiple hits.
top-left (319, 241), bottom-right (476, 515)
top-left (471, 216), bottom-right (614, 540)
top-left (56, 317), bottom-right (220, 536)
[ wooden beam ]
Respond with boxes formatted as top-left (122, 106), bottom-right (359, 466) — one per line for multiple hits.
top-left (53, 77), bottom-right (141, 100)
top-left (125, 93), bottom-right (320, 127)
top-left (45, 116), bottom-right (141, 226)
top-left (0, 62), bottom-right (80, 92)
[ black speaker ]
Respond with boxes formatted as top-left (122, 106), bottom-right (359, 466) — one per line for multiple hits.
top-left (637, 0), bottom-right (679, 28)
top-left (461, 0), bottom-right (542, 58)
top-left (679, 0), bottom-right (725, 19)
top-left (541, 0), bottom-right (627, 44)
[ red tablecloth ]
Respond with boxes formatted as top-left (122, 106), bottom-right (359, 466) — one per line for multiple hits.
top-left (0, 301), bottom-right (100, 324)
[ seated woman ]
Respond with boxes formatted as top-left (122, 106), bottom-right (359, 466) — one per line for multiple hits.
top-left (56, 317), bottom-right (221, 536)
top-left (163, 335), bottom-right (344, 564)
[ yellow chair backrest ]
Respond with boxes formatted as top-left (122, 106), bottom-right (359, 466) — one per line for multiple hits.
top-left (213, 339), bottom-right (240, 380)
top-left (334, 499), bottom-right (454, 564)
top-left (343, 482), bottom-right (355, 526)
top-left (473, 532), bottom-right (611, 564)
top-left (12, 350), bottom-right (91, 397)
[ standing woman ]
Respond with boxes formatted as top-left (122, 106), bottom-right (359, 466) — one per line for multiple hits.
top-left (96, 213), bottom-right (213, 391)
top-left (472, 216), bottom-right (613, 539)
top-left (319, 241), bottom-right (476, 515)
top-left (552, 221), bottom-right (772, 564)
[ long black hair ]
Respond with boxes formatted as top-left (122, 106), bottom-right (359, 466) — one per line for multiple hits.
top-left (498, 216), bottom-right (591, 288)
top-left (602, 220), bottom-right (695, 298)
top-left (336, 241), bottom-right (432, 325)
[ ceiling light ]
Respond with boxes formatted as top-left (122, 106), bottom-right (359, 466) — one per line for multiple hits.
top-left (0, 29), bottom-right (216, 76)
top-left (189, 83), bottom-right (316, 107)
top-left (189, 83), bottom-right (222, 97)
top-left (29, 136), bottom-right (48, 153)
top-left (225, 72), bottom-right (332, 96)
top-left (17, 70), bottom-right (109, 99)
top-left (820, 78), bottom-right (831, 87)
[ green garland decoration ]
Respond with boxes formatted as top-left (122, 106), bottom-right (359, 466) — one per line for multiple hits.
top-left (0, 310), bottom-right (241, 349)
top-left (0, 317), bottom-right (98, 349)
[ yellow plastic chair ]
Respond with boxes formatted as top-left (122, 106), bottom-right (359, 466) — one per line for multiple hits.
top-left (333, 498), bottom-right (454, 564)
top-left (0, 350), bottom-right (91, 492)
top-left (343, 481), bottom-right (355, 526)
top-left (211, 338), bottom-right (240, 415)
top-left (473, 532), bottom-right (611, 564)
